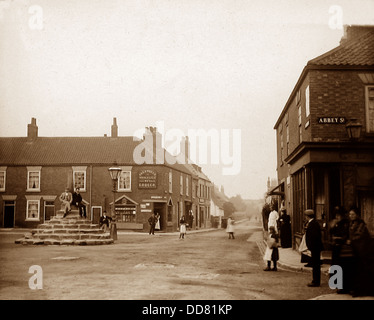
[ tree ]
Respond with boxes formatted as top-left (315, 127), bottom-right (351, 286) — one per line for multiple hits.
top-left (223, 201), bottom-right (236, 217)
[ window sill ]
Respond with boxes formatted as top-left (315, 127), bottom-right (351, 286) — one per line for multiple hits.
top-left (26, 189), bottom-right (41, 192)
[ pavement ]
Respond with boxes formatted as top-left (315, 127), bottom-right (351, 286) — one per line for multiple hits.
top-left (1, 224), bottom-right (373, 300)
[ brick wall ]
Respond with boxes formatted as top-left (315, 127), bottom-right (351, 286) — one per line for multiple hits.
top-left (309, 69), bottom-right (366, 141)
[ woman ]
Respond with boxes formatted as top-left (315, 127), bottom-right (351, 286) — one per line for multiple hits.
top-left (279, 208), bottom-right (292, 248)
top-left (329, 206), bottom-right (350, 293)
top-left (347, 206), bottom-right (373, 297)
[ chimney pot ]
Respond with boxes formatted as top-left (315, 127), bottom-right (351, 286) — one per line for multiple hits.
top-left (111, 117), bottom-right (118, 138)
top-left (27, 117), bottom-right (38, 141)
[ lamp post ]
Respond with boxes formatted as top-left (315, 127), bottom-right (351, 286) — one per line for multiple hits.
top-left (345, 118), bottom-right (363, 141)
top-left (108, 165), bottom-right (122, 241)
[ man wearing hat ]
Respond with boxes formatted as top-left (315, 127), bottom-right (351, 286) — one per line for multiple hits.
top-left (305, 209), bottom-right (323, 287)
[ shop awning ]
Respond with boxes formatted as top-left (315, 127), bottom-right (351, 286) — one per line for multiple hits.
top-left (267, 182), bottom-right (285, 197)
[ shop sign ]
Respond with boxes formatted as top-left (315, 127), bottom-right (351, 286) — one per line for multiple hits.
top-left (317, 117), bottom-right (346, 124)
top-left (138, 170), bottom-right (157, 189)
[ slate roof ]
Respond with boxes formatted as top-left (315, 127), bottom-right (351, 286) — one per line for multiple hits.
top-left (308, 29), bottom-right (374, 66)
top-left (0, 136), bottom-right (191, 174)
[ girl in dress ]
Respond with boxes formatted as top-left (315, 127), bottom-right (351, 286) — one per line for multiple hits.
top-left (179, 215), bottom-right (187, 239)
top-left (263, 226), bottom-right (279, 271)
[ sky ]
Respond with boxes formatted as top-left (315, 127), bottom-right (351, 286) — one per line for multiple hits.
top-left (1, 0), bottom-right (374, 200)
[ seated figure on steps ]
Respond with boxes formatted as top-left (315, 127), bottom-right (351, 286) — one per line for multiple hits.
top-left (59, 187), bottom-right (72, 218)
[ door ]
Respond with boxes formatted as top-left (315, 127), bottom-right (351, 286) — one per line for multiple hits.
top-left (44, 201), bottom-right (55, 221)
top-left (4, 201), bottom-right (15, 228)
top-left (359, 191), bottom-right (374, 236)
top-left (154, 203), bottom-right (165, 231)
top-left (92, 207), bottom-right (102, 224)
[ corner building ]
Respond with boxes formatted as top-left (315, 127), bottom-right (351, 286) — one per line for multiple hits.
top-left (271, 25), bottom-right (374, 250)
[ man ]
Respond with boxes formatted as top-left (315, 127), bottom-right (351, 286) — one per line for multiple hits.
top-left (99, 211), bottom-right (112, 232)
top-left (59, 187), bottom-right (72, 218)
top-left (305, 209), bottom-right (323, 287)
top-left (72, 188), bottom-right (87, 218)
top-left (148, 212), bottom-right (157, 235)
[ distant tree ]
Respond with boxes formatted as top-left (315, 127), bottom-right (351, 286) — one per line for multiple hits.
top-left (229, 195), bottom-right (246, 212)
top-left (223, 201), bottom-right (236, 217)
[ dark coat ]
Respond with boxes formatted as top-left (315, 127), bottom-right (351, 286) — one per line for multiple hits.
top-left (306, 219), bottom-right (323, 253)
top-left (72, 192), bottom-right (83, 205)
top-left (99, 215), bottom-right (112, 227)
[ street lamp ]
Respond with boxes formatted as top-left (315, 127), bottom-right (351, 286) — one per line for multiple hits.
top-left (108, 165), bottom-right (122, 241)
top-left (345, 118), bottom-right (363, 141)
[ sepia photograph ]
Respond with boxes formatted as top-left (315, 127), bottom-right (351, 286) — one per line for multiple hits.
top-left (0, 0), bottom-right (374, 310)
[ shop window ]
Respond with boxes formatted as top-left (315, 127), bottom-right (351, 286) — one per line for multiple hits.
top-left (27, 167), bottom-right (41, 192)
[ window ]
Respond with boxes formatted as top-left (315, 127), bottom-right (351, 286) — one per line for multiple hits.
top-left (169, 171), bottom-right (172, 193)
top-left (26, 199), bottom-right (40, 220)
top-left (180, 175), bottom-right (183, 195)
top-left (286, 125), bottom-right (290, 155)
top-left (73, 166), bottom-right (87, 192)
top-left (366, 86), bottom-right (374, 133)
top-left (27, 166), bottom-right (41, 192)
top-left (186, 176), bottom-right (189, 196)
top-left (305, 85), bottom-right (310, 117)
top-left (118, 170), bottom-right (131, 191)
top-left (0, 167), bottom-right (6, 192)
top-left (298, 105), bottom-right (302, 143)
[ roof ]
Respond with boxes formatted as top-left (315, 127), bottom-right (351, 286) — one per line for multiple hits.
top-left (0, 136), bottom-right (191, 174)
top-left (274, 26), bottom-right (374, 129)
top-left (308, 29), bottom-right (374, 66)
top-left (211, 185), bottom-right (229, 208)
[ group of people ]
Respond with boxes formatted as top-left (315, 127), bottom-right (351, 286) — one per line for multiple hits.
top-left (328, 206), bottom-right (374, 297)
top-left (59, 187), bottom-right (87, 218)
top-left (148, 212), bottom-right (161, 235)
top-left (148, 212), bottom-right (189, 239)
top-left (263, 205), bottom-right (292, 272)
top-left (269, 204), bottom-right (374, 296)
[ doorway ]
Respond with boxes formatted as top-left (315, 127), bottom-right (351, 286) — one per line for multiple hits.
top-left (154, 202), bottom-right (166, 231)
top-left (4, 201), bottom-right (15, 228)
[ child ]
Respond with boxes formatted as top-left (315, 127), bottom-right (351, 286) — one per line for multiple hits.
top-left (179, 216), bottom-right (187, 239)
top-left (263, 226), bottom-right (279, 271)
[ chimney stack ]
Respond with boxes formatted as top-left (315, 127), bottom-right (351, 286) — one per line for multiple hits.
top-left (27, 118), bottom-right (38, 141)
top-left (111, 117), bottom-right (118, 138)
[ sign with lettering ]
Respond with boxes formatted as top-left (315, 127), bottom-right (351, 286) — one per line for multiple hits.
top-left (138, 170), bottom-right (157, 189)
top-left (317, 117), bottom-right (346, 124)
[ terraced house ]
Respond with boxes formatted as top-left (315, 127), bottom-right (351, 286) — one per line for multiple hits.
top-left (0, 118), bottom-right (212, 232)
top-left (270, 25), bottom-right (374, 249)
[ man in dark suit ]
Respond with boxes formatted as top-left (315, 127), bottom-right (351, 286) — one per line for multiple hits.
top-left (305, 209), bottom-right (323, 287)
top-left (72, 188), bottom-right (86, 218)
top-left (99, 211), bottom-right (112, 232)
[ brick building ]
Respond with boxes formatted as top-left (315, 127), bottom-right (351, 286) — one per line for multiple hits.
top-left (270, 25), bottom-right (374, 249)
top-left (0, 118), bottom-right (212, 232)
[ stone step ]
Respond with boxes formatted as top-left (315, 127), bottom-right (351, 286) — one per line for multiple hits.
top-left (15, 238), bottom-right (114, 246)
top-left (33, 233), bottom-right (112, 240)
top-left (37, 223), bottom-right (101, 229)
top-left (32, 228), bottom-right (105, 235)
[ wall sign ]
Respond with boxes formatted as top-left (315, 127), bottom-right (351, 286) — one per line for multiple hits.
top-left (138, 170), bottom-right (157, 189)
top-left (317, 117), bottom-right (346, 124)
